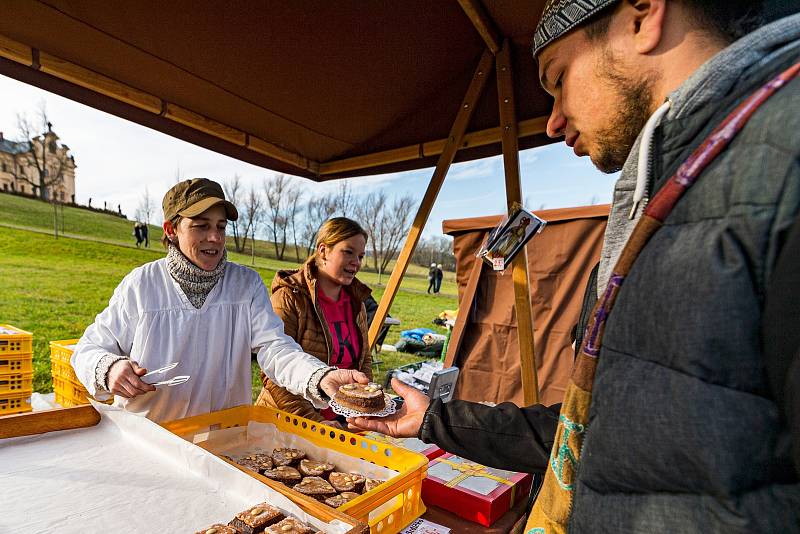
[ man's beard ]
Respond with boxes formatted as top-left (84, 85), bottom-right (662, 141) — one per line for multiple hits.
top-left (592, 50), bottom-right (658, 174)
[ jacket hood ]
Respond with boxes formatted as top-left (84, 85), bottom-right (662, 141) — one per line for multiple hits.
top-left (270, 258), bottom-right (372, 303)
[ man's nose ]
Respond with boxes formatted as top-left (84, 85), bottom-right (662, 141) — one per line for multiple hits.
top-left (546, 99), bottom-right (567, 138)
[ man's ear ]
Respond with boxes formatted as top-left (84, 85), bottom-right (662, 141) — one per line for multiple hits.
top-left (162, 220), bottom-right (175, 240)
top-left (627, 0), bottom-right (666, 55)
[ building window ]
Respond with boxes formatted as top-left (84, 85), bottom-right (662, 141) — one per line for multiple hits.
top-left (1, 162), bottom-right (6, 173)
top-left (2, 183), bottom-right (7, 191)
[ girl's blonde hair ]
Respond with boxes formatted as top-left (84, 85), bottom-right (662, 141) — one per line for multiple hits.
top-left (310, 217), bottom-right (368, 265)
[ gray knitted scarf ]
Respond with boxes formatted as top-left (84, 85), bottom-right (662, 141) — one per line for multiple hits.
top-left (166, 242), bottom-right (227, 308)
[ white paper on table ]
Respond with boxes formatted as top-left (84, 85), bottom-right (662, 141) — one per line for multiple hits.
top-left (0, 403), bottom-right (351, 533)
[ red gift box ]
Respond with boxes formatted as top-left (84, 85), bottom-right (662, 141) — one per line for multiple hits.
top-left (363, 432), bottom-right (445, 460)
top-left (421, 453), bottom-right (533, 527)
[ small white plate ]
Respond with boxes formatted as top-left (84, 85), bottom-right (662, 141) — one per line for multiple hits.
top-left (328, 394), bottom-right (397, 418)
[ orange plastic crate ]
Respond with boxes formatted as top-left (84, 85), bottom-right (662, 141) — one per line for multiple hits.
top-left (0, 391), bottom-right (32, 415)
top-left (0, 325), bottom-right (32, 356)
top-left (162, 406), bottom-right (428, 534)
top-left (0, 372), bottom-right (33, 395)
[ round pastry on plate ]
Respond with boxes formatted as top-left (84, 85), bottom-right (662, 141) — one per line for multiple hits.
top-left (334, 383), bottom-right (386, 413)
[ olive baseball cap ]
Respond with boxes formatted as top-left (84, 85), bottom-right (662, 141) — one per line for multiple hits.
top-left (162, 178), bottom-right (238, 221)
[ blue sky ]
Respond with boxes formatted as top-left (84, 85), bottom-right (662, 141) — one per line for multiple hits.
top-left (0, 73), bottom-right (618, 236)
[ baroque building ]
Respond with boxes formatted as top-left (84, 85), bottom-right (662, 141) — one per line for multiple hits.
top-left (0, 125), bottom-right (76, 202)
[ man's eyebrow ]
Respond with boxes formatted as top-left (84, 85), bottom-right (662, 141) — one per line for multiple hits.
top-left (539, 57), bottom-right (555, 90)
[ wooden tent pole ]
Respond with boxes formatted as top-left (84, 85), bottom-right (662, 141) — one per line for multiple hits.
top-left (367, 49), bottom-right (495, 349)
top-left (457, 0), bottom-right (501, 54)
top-left (496, 40), bottom-right (540, 405)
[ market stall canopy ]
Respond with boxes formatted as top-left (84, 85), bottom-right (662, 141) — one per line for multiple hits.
top-left (0, 0), bottom-right (554, 180)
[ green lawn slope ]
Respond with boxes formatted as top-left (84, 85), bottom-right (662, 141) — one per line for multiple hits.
top-left (0, 192), bottom-right (457, 400)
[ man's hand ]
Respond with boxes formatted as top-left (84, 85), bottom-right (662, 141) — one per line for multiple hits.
top-left (347, 378), bottom-right (430, 438)
top-left (319, 368), bottom-right (369, 399)
top-left (107, 360), bottom-right (156, 399)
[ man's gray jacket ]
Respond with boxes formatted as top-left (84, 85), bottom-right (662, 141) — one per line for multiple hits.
top-left (418, 17), bottom-right (800, 534)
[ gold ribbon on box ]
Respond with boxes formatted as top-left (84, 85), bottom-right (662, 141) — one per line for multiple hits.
top-left (365, 433), bottom-right (405, 447)
top-left (436, 458), bottom-right (517, 503)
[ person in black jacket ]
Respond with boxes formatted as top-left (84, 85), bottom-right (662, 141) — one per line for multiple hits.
top-left (350, 1), bottom-right (800, 531)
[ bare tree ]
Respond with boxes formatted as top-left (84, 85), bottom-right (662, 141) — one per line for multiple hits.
top-left (286, 184), bottom-right (304, 262)
top-left (356, 192), bottom-right (415, 283)
top-left (223, 174), bottom-right (244, 252)
top-left (12, 103), bottom-right (74, 201)
top-left (263, 174), bottom-right (303, 261)
top-left (239, 184), bottom-right (263, 259)
top-left (412, 235), bottom-right (456, 271)
top-left (135, 187), bottom-right (155, 225)
top-left (299, 181), bottom-right (356, 258)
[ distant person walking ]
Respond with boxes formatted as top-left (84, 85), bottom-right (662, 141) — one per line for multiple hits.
top-left (133, 222), bottom-right (143, 247)
top-left (141, 223), bottom-right (149, 247)
top-left (427, 263), bottom-right (436, 294)
top-left (434, 264), bottom-right (443, 294)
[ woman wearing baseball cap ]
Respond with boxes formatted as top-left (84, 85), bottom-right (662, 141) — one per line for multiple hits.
top-left (71, 178), bottom-right (367, 422)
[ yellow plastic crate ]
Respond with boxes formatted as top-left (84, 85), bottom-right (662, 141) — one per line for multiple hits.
top-left (51, 360), bottom-right (79, 383)
top-left (162, 406), bottom-right (428, 534)
top-left (54, 390), bottom-right (86, 408)
top-left (0, 325), bottom-right (32, 356)
top-left (50, 339), bottom-right (80, 372)
top-left (0, 391), bottom-right (32, 415)
top-left (52, 373), bottom-right (113, 407)
top-left (0, 371), bottom-right (33, 394)
top-left (0, 353), bottom-right (33, 374)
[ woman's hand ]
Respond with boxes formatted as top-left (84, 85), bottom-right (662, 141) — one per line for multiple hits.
top-left (107, 360), bottom-right (157, 399)
top-left (319, 368), bottom-right (369, 399)
top-left (347, 378), bottom-right (430, 438)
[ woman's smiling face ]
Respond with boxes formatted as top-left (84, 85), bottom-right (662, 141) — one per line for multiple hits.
top-left (318, 234), bottom-right (367, 287)
top-left (172, 204), bottom-right (227, 270)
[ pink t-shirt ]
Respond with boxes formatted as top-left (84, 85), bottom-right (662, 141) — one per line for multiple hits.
top-left (317, 288), bottom-right (361, 420)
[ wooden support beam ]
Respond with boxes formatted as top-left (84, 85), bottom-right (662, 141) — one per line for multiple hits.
top-left (0, 35), bottom-right (32, 65)
top-left (457, 0), bottom-right (502, 54)
top-left (496, 40), bottom-right (539, 406)
top-left (367, 49), bottom-right (495, 349)
top-left (318, 115), bottom-right (548, 176)
top-left (0, 32), bottom-right (319, 176)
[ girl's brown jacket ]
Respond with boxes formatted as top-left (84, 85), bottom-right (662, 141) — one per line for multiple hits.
top-left (255, 259), bottom-right (372, 421)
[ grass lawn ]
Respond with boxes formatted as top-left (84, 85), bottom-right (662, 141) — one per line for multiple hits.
top-left (0, 193), bottom-right (457, 400)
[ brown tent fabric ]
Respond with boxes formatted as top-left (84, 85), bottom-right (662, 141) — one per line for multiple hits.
top-left (442, 205), bottom-right (609, 407)
top-left (0, 1), bottom-right (554, 180)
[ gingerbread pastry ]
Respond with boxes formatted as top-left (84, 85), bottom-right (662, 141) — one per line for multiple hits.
top-left (228, 502), bottom-right (283, 534)
top-left (271, 448), bottom-right (306, 467)
top-left (298, 459), bottom-right (335, 477)
top-left (265, 517), bottom-right (315, 533)
top-left (323, 491), bottom-right (361, 508)
top-left (263, 465), bottom-right (302, 486)
top-left (334, 383), bottom-right (386, 413)
top-left (293, 476), bottom-right (337, 501)
top-left (329, 472), bottom-right (366, 493)
top-left (363, 478), bottom-right (383, 493)
top-left (236, 453), bottom-right (274, 474)
top-left (195, 524), bottom-right (240, 534)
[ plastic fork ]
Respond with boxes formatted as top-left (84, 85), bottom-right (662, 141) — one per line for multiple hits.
top-left (142, 361), bottom-right (179, 379)
top-left (146, 375), bottom-right (191, 387)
